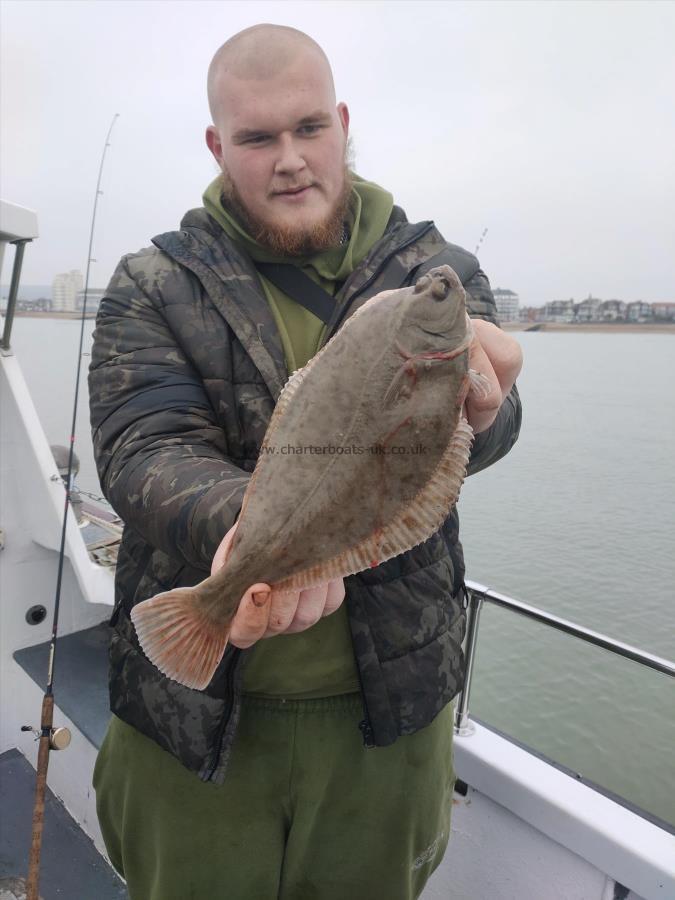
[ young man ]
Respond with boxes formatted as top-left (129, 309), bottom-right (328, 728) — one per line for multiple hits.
top-left (90, 24), bottom-right (522, 900)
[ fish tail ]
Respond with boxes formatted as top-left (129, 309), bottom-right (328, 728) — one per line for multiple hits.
top-left (130, 587), bottom-right (230, 691)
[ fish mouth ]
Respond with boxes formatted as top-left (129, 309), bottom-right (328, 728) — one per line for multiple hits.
top-left (417, 325), bottom-right (453, 340)
top-left (397, 331), bottom-right (471, 362)
top-left (417, 324), bottom-right (473, 360)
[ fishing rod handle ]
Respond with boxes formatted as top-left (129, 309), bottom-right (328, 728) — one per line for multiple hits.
top-left (26, 693), bottom-right (54, 900)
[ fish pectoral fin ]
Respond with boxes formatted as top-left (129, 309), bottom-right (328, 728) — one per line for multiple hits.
top-left (383, 364), bottom-right (414, 408)
top-left (130, 588), bottom-right (230, 691)
top-left (468, 368), bottom-right (492, 400)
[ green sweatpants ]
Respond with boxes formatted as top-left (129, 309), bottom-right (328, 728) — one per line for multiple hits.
top-left (94, 694), bottom-right (455, 900)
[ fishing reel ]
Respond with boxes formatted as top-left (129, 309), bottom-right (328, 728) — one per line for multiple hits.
top-left (21, 724), bottom-right (71, 750)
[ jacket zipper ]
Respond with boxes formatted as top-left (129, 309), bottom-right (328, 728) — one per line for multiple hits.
top-left (205, 220), bottom-right (436, 769)
top-left (352, 623), bottom-right (376, 749)
top-left (205, 647), bottom-right (241, 782)
top-left (358, 717), bottom-right (376, 749)
top-left (346, 221), bottom-right (435, 750)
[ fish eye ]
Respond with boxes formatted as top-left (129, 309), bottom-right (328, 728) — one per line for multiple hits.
top-left (413, 274), bottom-right (432, 295)
top-left (432, 276), bottom-right (450, 301)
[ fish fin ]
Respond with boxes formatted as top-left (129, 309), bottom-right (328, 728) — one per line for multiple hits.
top-left (259, 366), bottom-right (309, 446)
top-left (468, 368), bottom-right (492, 400)
top-left (383, 364), bottom-right (414, 408)
top-left (130, 588), bottom-right (230, 691)
top-left (274, 418), bottom-right (475, 591)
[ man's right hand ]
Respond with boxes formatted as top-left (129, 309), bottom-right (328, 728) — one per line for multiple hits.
top-left (211, 524), bottom-right (345, 649)
top-left (464, 319), bottom-right (523, 433)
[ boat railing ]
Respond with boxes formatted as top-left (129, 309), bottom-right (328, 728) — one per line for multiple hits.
top-left (1, 200), bottom-right (39, 352)
top-left (0, 238), bottom-right (31, 353)
top-left (454, 580), bottom-right (675, 736)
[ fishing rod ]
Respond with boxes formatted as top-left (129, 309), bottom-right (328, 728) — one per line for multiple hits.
top-left (24, 112), bottom-right (119, 900)
top-left (474, 227), bottom-right (488, 257)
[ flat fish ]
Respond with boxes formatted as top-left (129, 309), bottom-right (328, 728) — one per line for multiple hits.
top-left (131, 265), bottom-right (485, 690)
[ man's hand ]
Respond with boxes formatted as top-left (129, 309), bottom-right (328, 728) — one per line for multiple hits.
top-left (464, 319), bottom-right (523, 434)
top-left (211, 524), bottom-right (346, 649)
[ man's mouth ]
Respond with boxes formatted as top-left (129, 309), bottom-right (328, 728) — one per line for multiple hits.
top-left (274, 185), bottom-right (314, 197)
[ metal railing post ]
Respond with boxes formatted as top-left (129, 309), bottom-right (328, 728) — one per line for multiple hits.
top-left (1, 239), bottom-right (31, 352)
top-left (452, 579), bottom-right (675, 738)
top-left (454, 585), bottom-right (486, 736)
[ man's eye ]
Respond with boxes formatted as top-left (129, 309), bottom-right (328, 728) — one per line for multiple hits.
top-left (298, 124), bottom-right (322, 135)
top-left (246, 135), bottom-right (270, 144)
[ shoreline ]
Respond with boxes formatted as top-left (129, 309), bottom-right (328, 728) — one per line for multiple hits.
top-left (4, 313), bottom-right (675, 333)
top-left (501, 322), bottom-right (675, 334)
top-left (4, 311), bottom-right (97, 320)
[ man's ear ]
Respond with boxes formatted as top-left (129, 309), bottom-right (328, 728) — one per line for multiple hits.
top-left (337, 102), bottom-right (350, 137)
top-left (205, 125), bottom-right (224, 167)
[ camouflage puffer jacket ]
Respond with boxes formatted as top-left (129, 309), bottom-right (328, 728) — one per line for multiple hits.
top-left (89, 205), bottom-right (521, 784)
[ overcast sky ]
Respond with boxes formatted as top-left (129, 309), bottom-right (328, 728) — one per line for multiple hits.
top-left (2, 0), bottom-right (674, 305)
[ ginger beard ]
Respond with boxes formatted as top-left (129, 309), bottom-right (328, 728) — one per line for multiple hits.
top-left (220, 154), bottom-right (355, 258)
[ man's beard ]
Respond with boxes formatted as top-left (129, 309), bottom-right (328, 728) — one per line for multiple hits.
top-left (220, 163), bottom-right (354, 258)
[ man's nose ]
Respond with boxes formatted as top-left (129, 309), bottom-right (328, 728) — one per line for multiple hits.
top-left (274, 133), bottom-right (306, 176)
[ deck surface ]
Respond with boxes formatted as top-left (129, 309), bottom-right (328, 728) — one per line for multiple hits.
top-left (0, 749), bottom-right (127, 899)
top-left (14, 623), bottom-right (111, 749)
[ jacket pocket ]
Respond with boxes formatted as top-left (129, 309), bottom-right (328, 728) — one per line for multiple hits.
top-left (380, 622), bottom-right (466, 735)
top-left (353, 555), bottom-right (459, 661)
top-left (109, 614), bottom-right (227, 778)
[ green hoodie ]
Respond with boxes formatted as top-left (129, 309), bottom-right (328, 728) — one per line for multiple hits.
top-left (202, 173), bottom-right (394, 699)
top-left (203, 173), bottom-right (393, 373)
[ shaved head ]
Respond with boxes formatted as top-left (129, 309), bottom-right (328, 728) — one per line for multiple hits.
top-left (204, 25), bottom-right (351, 257)
top-left (207, 24), bottom-right (336, 127)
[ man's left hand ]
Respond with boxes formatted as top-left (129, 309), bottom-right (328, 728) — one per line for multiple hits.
top-left (464, 319), bottom-right (523, 434)
top-left (211, 524), bottom-right (345, 649)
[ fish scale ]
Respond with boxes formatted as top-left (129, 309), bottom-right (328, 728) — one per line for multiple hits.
top-left (131, 264), bottom-right (478, 690)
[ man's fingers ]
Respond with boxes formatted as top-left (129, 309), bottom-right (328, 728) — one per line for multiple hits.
top-left (321, 578), bottom-right (346, 616)
top-left (284, 585), bottom-right (328, 633)
top-left (211, 522), bottom-right (238, 575)
top-left (471, 320), bottom-right (523, 399)
top-left (229, 577), bottom-right (347, 644)
top-left (465, 340), bottom-right (502, 434)
top-left (211, 537), bottom-right (231, 575)
top-left (228, 582), bottom-right (272, 649)
top-left (263, 588), bottom-right (302, 636)
top-left (465, 321), bottom-right (523, 434)
top-left (262, 578), bottom-right (346, 637)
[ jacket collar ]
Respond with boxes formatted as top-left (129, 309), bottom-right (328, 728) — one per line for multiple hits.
top-left (153, 213), bottom-right (288, 401)
top-left (152, 207), bottom-right (438, 401)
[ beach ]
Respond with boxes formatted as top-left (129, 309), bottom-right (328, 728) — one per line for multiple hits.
top-left (502, 321), bottom-right (675, 333)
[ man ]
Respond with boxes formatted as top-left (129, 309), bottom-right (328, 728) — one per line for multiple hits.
top-left (90, 23), bottom-right (522, 900)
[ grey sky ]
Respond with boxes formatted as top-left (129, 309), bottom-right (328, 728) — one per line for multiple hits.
top-left (1, 0), bottom-right (674, 305)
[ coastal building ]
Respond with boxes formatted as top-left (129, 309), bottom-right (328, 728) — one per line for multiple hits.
top-left (51, 270), bottom-right (83, 312)
top-left (75, 288), bottom-right (106, 313)
top-left (16, 297), bottom-right (51, 312)
top-left (652, 302), bottom-right (675, 322)
top-left (493, 288), bottom-right (520, 322)
top-left (598, 299), bottom-right (627, 321)
top-left (519, 305), bottom-right (544, 323)
top-left (544, 299), bottom-right (575, 323)
top-left (531, 298), bottom-right (673, 325)
top-left (575, 296), bottom-right (601, 322)
top-left (626, 301), bottom-right (653, 322)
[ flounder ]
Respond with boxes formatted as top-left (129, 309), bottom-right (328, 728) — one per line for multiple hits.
top-left (131, 264), bottom-right (486, 690)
